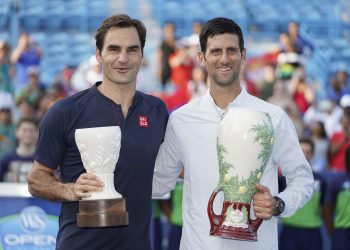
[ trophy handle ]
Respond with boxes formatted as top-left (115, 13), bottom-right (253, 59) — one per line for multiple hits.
top-left (249, 213), bottom-right (263, 233)
top-left (249, 185), bottom-right (264, 233)
top-left (207, 188), bottom-right (221, 231)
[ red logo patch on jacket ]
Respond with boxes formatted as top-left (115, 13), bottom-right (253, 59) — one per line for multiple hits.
top-left (139, 116), bottom-right (148, 127)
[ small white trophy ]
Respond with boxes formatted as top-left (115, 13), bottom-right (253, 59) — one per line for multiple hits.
top-left (75, 126), bottom-right (128, 227)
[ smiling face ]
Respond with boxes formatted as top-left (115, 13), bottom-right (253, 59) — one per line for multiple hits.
top-left (96, 26), bottom-right (142, 87)
top-left (198, 33), bottom-right (246, 88)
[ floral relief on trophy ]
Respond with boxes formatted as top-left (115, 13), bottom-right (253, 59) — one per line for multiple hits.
top-left (216, 113), bottom-right (274, 204)
top-left (75, 131), bottom-right (120, 174)
top-left (77, 137), bottom-right (118, 173)
top-left (75, 126), bottom-right (122, 200)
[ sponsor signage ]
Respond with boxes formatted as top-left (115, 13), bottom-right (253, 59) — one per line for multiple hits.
top-left (0, 206), bottom-right (58, 250)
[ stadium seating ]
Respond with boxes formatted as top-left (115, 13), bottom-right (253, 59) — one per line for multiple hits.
top-left (0, 0), bottom-right (348, 88)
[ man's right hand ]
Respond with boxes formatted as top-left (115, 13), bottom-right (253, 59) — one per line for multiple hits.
top-left (72, 173), bottom-right (104, 200)
top-left (28, 161), bottom-right (104, 202)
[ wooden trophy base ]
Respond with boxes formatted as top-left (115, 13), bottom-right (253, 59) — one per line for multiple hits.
top-left (77, 198), bottom-right (129, 227)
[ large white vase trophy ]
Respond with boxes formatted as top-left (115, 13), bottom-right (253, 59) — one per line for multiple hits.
top-left (208, 108), bottom-right (275, 241)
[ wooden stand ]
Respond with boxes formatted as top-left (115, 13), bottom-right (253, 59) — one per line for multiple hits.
top-left (77, 198), bottom-right (129, 227)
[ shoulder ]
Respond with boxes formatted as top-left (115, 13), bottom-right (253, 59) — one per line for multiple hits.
top-left (40, 89), bottom-right (91, 128)
top-left (46, 89), bottom-right (91, 115)
top-left (166, 96), bottom-right (208, 127)
top-left (243, 92), bottom-right (287, 122)
top-left (0, 151), bottom-right (17, 164)
top-left (170, 96), bottom-right (200, 115)
top-left (240, 92), bottom-right (298, 138)
top-left (137, 91), bottom-right (167, 111)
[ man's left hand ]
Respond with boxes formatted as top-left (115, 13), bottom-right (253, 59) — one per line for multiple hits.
top-left (252, 184), bottom-right (276, 220)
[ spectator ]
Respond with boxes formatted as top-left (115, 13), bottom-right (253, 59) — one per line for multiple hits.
top-left (188, 21), bottom-right (202, 64)
top-left (168, 178), bottom-right (184, 250)
top-left (169, 37), bottom-right (195, 89)
top-left (324, 146), bottom-right (350, 250)
top-left (0, 117), bottom-right (38, 182)
top-left (85, 55), bottom-right (102, 87)
top-left (329, 113), bottom-right (350, 172)
top-left (267, 80), bottom-right (297, 112)
top-left (150, 200), bottom-right (169, 250)
top-left (285, 104), bottom-right (305, 139)
top-left (14, 97), bottom-right (37, 123)
top-left (240, 64), bottom-right (259, 97)
top-left (187, 66), bottom-right (207, 101)
top-left (15, 66), bottom-right (45, 109)
top-left (289, 68), bottom-right (314, 114)
top-left (157, 22), bottom-right (176, 90)
top-left (0, 92), bottom-right (16, 160)
top-left (279, 138), bottom-right (327, 250)
top-left (259, 63), bottom-right (277, 101)
top-left (10, 33), bottom-right (41, 91)
top-left (161, 37), bottom-right (195, 111)
top-left (310, 120), bottom-right (330, 174)
top-left (188, 21), bottom-right (202, 49)
top-left (287, 21), bottom-right (314, 56)
top-left (57, 66), bottom-right (77, 97)
top-left (276, 33), bottom-right (303, 80)
top-left (304, 99), bottom-right (343, 138)
top-left (0, 40), bottom-right (13, 94)
top-left (326, 70), bottom-right (350, 105)
top-left (71, 55), bottom-right (102, 91)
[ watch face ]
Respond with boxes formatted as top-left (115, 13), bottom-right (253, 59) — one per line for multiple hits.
top-left (274, 196), bottom-right (285, 215)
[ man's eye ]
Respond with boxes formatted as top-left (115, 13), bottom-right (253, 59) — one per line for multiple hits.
top-left (129, 48), bottom-right (139, 53)
top-left (211, 50), bottom-right (220, 55)
top-left (109, 48), bottom-right (119, 52)
top-left (228, 48), bottom-right (239, 54)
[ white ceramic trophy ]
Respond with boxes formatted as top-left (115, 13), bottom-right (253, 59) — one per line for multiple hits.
top-left (208, 108), bottom-right (274, 241)
top-left (75, 126), bottom-right (128, 227)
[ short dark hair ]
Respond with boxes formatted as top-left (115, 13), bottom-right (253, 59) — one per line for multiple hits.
top-left (17, 117), bottom-right (39, 129)
top-left (199, 17), bottom-right (244, 53)
top-left (95, 14), bottom-right (147, 55)
top-left (299, 137), bottom-right (315, 155)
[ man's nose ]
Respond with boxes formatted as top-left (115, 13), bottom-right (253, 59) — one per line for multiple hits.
top-left (220, 52), bottom-right (229, 64)
top-left (118, 50), bottom-right (128, 63)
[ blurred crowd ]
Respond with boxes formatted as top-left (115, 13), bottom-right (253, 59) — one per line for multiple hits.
top-left (0, 20), bottom-right (349, 250)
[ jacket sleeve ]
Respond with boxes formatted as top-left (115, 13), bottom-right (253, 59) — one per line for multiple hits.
top-left (152, 114), bottom-right (183, 197)
top-left (273, 110), bottom-right (314, 217)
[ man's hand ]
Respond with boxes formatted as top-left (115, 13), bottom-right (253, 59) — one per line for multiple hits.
top-left (72, 173), bottom-right (104, 200)
top-left (27, 161), bottom-right (105, 202)
top-left (252, 184), bottom-right (276, 220)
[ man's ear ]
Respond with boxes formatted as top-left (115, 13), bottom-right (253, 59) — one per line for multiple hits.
top-left (197, 51), bottom-right (205, 66)
top-left (96, 49), bottom-right (102, 64)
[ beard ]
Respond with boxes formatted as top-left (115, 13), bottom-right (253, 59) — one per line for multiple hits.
top-left (211, 66), bottom-right (241, 87)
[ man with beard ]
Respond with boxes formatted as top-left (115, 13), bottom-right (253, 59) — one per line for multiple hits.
top-left (153, 17), bottom-right (313, 249)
